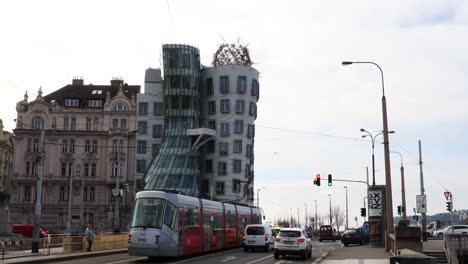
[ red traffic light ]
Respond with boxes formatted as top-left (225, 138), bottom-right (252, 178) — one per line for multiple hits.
top-left (316, 174), bottom-right (321, 180)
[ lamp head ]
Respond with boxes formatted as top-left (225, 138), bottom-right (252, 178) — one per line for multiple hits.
top-left (360, 128), bottom-right (365, 132)
top-left (388, 130), bottom-right (395, 134)
top-left (342, 61), bottom-right (353, 65)
top-left (361, 135), bottom-right (367, 138)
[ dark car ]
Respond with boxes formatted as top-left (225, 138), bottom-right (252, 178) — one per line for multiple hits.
top-left (341, 228), bottom-right (369, 246)
top-left (319, 225), bottom-right (336, 242)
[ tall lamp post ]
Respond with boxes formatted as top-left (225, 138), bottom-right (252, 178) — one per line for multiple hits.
top-left (328, 194), bottom-right (332, 225)
top-left (314, 200), bottom-right (318, 232)
top-left (391, 151), bottom-right (407, 221)
top-left (257, 189), bottom-right (260, 208)
top-left (344, 186), bottom-right (348, 229)
top-left (342, 60), bottom-right (394, 251)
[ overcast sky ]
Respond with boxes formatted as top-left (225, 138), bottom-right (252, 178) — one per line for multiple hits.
top-left (1, 0), bottom-right (467, 227)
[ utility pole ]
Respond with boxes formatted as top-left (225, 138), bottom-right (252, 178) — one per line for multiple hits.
top-left (419, 140), bottom-right (427, 241)
top-left (314, 200), bottom-right (318, 232)
top-left (290, 208), bottom-right (292, 227)
top-left (328, 194), bottom-right (332, 225)
top-left (32, 124), bottom-right (44, 253)
top-left (80, 161), bottom-right (85, 232)
top-left (114, 138), bottom-right (121, 232)
top-left (344, 186), bottom-right (349, 229)
top-left (66, 163), bottom-right (74, 234)
top-left (304, 203), bottom-right (308, 227)
top-left (297, 208), bottom-right (300, 227)
top-left (257, 189), bottom-right (260, 207)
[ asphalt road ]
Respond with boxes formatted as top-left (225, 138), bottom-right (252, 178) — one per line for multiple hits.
top-left (47, 241), bottom-right (343, 264)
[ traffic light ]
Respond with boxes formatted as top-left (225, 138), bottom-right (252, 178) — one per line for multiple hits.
top-left (360, 208), bottom-right (366, 217)
top-left (328, 174), bottom-right (332, 186)
top-left (314, 174), bottom-right (321, 186)
top-left (397, 205), bottom-right (402, 215)
top-left (446, 201), bottom-right (452, 212)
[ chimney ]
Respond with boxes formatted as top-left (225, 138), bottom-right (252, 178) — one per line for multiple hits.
top-left (110, 77), bottom-right (124, 87)
top-left (72, 76), bottom-right (84, 86)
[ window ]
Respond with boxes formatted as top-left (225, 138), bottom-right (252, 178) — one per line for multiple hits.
top-left (208, 101), bottom-right (216, 115)
top-left (62, 140), bottom-right (68, 153)
top-left (33, 139), bottom-right (39, 152)
top-left (32, 163), bottom-right (37, 176)
top-left (112, 139), bottom-right (118, 153)
top-left (237, 76), bottom-right (247, 93)
top-left (91, 140), bottom-right (97, 153)
top-left (245, 164), bottom-right (251, 178)
top-left (251, 79), bottom-right (259, 96)
top-left (216, 182), bottom-right (225, 195)
top-left (247, 125), bottom-right (255, 138)
top-left (26, 162), bottom-right (31, 175)
top-left (233, 160), bottom-right (242, 173)
top-left (64, 99), bottom-right (79, 107)
top-left (246, 144), bottom-right (253, 158)
top-left (63, 117), bottom-right (69, 130)
top-left (235, 100), bottom-right (245, 114)
top-left (87, 100), bottom-right (102, 108)
top-left (91, 163), bottom-right (96, 177)
top-left (205, 160), bottom-right (213, 173)
top-left (164, 202), bottom-right (177, 230)
top-left (84, 162), bottom-right (89, 177)
top-left (114, 103), bottom-right (126, 111)
top-left (202, 179), bottom-right (209, 194)
top-left (152, 125), bottom-right (162, 138)
top-left (27, 138), bottom-right (32, 152)
top-left (89, 187), bottom-right (95, 201)
top-left (58, 214), bottom-right (65, 227)
top-left (24, 186), bottom-right (31, 202)
top-left (85, 140), bottom-right (91, 152)
top-left (249, 102), bottom-right (256, 116)
top-left (32, 116), bottom-right (43, 129)
top-left (59, 186), bottom-right (66, 201)
top-left (120, 119), bottom-right (127, 129)
top-left (234, 120), bottom-right (243, 134)
top-left (137, 140), bottom-right (147, 154)
top-left (208, 120), bottom-right (216, 130)
top-left (220, 99), bottom-right (230, 113)
top-left (93, 118), bottom-right (99, 131)
top-left (68, 162), bottom-right (73, 177)
top-left (206, 78), bottom-right (214, 95)
top-left (219, 142), bottom-right (229, 156)
top-left (233, 140), bottom-right (242, 154)
top-left (86, 118), bottom-right (92, 131)
top-left (138, 121), bottom-right (147, 134)
top-left (84, 186), bottom-right (88, 201)
top-left (70, 139), bottom-right (75, 153)
top-left (61, 163), bottom-right (67, 176)
top-left (219, 76), bottom-right (229, 93)
top-left (137, 159), bottom-right (146, 173)
top-left (232, 179), bottom-right (241, 193)
top-left (112, 119), bottom-right (119, 129)
top-left (138, 102), bottom-right (148, 116)
top-left (153, 102), bottom-right (163, 116)
top-left (207, 141), bottom-right (215, 154)
top-left (220, 122), bottom-right (230, 137)
top-left (71, 117), bottom-right (76, 130)
top-left (152, 144), bottom-right (160, 157)
top-left (112, 161), bottom-right (120, 177)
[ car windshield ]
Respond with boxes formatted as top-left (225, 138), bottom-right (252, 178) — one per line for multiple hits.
top-left (246, 226), bottom-right (265, 235)
top-left (130, 198), bottom-right (165, 229)
top-left (320, 226), bottom-right (332, 232)
top-left (279, 230), bottom-right (301, 237)
top-left (344, 229), bottom-right (357, 234)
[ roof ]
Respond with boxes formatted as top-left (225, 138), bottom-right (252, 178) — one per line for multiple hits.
top-left (43, 81), bottom-right (140, 108)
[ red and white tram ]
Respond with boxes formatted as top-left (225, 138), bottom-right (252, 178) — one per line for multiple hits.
top-left (128, 190), bottom-right (262, 258)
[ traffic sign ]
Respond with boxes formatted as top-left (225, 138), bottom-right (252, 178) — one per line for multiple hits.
top-left (444, 192), bottom-right (451, 200)
top-left (416, 195), bottom-right (427, 214)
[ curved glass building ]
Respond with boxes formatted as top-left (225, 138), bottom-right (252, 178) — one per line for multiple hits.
top-left (144, 44), bottom-right (202, 196)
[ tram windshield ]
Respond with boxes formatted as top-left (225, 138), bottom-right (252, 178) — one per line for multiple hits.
top-left (131, 198), bottom-right (165, 229)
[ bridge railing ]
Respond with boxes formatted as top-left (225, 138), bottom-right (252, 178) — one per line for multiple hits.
top-left (444, 233), bottom-right (468, 264)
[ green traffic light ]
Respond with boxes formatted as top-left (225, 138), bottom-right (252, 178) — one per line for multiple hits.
top-left (328, 182), bottom-right (332, 186)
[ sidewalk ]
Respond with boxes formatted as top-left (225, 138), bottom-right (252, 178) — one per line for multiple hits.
top-left (320, 244), bottom-right (391, 264)
top-left (2, 248), bottom-right (127, 264)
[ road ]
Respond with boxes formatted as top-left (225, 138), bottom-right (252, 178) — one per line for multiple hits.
top-left (48, 241), bottom-right (342, 264)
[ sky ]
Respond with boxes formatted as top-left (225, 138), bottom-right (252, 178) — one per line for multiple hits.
top-left (1, 0), bottom-right (468, 227)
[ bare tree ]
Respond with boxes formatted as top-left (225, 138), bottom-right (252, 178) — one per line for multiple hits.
top-left (332, 205), bottom-right (345, 231)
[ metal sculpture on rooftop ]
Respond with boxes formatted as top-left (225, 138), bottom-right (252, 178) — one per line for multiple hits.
top-left (212, 43), bottom-right (252, 66)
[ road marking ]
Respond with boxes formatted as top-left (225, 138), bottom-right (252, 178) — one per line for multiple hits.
top-left (172, 248), bottom-right (241, 263)
top-left (221, 256), bottom-right (237, 262)
top-left (105, 257), bottom-right (148, 264)
top-left (244, 254), bottom-right (273, 264)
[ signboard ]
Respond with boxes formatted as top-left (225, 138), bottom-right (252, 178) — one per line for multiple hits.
top-left (416, 194), bottom-right (427, 214)
top-left (444, 192), bottom-right (451, 200)
top-left (368, 190), bottom-right (383, 217)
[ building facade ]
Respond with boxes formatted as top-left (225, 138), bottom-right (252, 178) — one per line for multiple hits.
top-left (144, 43), bottom-right (259, 205)
top-left (135, 68), bottom-right (164, 192)
top-left (10, 79), bottom-right (139, 233)
top-left (0, 119), bottom-right (13, 234)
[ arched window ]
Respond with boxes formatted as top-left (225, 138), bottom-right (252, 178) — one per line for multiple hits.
top-left (114, 103), bottom-right (126, 112)
top-left (32, 116), bottom-right (44, 129)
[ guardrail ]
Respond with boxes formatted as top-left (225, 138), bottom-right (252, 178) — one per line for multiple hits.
top-left (444, 233), bottom-right (468, 264)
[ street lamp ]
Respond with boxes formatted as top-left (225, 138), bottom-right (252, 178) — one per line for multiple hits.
top-left (360, 128), bottom-right (394, 185)
top-left (343, 60), bottom-right (394, 251)
top-left (314, 200), bottom-right (318, 232)
top-left (391, 151), bottom-right (407, 221)
top-left (328, 194), bottom-right (332, 226)
top-left (257, 189), bottom-right (261, 207)
top-left (344, 186), bottom-right (348, 229)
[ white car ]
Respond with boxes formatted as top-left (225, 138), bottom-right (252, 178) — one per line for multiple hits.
top-left (274, 228), bottom-right (312, 260)
top-left (434, 225), bottom-right (468, 238)
top-left (243, 224), bottom-right (275, 252)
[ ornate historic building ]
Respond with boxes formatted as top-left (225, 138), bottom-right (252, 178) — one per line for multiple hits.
top-left (0, 119), bottom-right (13, 234)
top-left (10, 79), bottom-right (139, 233)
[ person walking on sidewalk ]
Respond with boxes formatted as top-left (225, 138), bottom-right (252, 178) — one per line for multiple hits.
top-left (85, 225), bottom-right (95, 252)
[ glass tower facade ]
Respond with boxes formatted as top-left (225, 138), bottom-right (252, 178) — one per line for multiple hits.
top-left (144, 44), bottom-right (201, 196)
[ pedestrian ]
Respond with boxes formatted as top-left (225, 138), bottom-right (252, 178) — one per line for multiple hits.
top-left (85, 225), bottom-right (95, 252)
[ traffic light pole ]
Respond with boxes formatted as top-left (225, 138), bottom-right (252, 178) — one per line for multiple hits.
top-left (418, 140), bottom-right (427, 241)
top-left (32, 125), bottom-right (45, 253)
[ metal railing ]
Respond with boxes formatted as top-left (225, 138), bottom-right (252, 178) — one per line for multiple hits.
top-left (444, 233), bottom-right (468, 264)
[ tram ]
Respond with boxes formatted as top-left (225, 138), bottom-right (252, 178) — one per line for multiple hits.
top-left (128, 190), bottom-right (262, 258)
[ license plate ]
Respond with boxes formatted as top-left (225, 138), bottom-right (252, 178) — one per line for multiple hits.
top-left (248, 240), bottom-right (255, 244)
top-left (284, 241), bottom-right (294, 244)
top-left (138, 238), bottom-right (147, 242)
